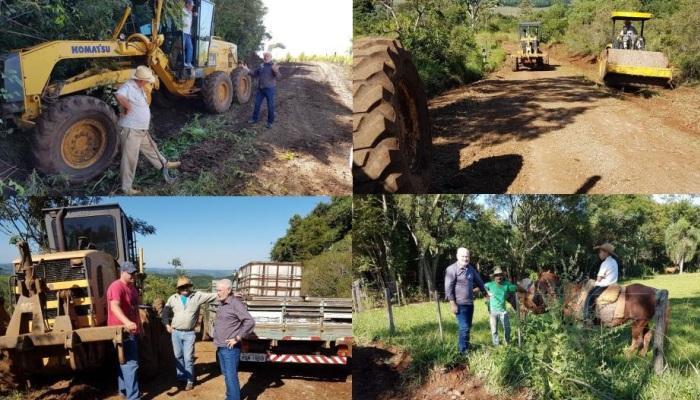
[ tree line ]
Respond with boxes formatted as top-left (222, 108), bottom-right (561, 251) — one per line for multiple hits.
top-left (353, 195), bottom-right (700, 302)
top-left (0, 0), bottom-right (267, 61)
top-left (270, 197), bottom-right (352, 298)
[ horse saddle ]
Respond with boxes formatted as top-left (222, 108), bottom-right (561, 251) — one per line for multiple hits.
top-left (583, 280), bottom-right (626, 323)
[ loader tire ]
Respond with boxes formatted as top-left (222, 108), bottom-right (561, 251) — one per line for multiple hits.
top-left (33, 95), bottom-right (118, 184)
top-left (231, 67), bottom-right (252, 104)
top-left (202, 71), bottom-right (234, 113)
top-left (353, 38), bottom-right (431, 193)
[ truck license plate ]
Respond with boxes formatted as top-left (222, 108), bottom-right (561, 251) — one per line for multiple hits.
top-left (240, 353), bottom-right (267, 362)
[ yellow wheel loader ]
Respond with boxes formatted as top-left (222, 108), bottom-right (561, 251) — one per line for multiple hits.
top-left (0, 204), bottom-right (171, 386)
top-left (598, 11), bottom-right (673, 87)
top-left (0, 0), bottom-right (252, 183)
top-left (511, 22), bottom-right (549, 72)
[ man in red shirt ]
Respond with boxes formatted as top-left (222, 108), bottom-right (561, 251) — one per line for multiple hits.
top-left (107, 261), bottom-right (141, 400)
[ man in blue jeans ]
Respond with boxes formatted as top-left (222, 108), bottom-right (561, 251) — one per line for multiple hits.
top-left (246, 52), bottom-right (280, 128)
top-left (213, 279), bottom-right (255, 400)
top-left (182, 0), bottom-right (195, 68)
top-left (444, 247), bottom-right (489, 354)
top-left (106, 261), bottom-right (141, 400)
top-left (161, 276), bottom-right (218, 390)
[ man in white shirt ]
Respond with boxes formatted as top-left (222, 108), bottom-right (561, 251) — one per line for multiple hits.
top-left (115, 66), bottom-right (180, 194)
top-left (182, 0), bottom-right (195, 67)
top-left (584, 243), bottom-right (619, 322)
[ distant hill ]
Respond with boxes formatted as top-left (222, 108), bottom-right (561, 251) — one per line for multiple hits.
top-left (146, 267), bottom-right (234, 278)
top-left (0, 263), bottom-right (12, 275)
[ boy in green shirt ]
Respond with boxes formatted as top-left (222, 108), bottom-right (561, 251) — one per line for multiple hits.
top-left (484, 267), bottom-right (520, 346)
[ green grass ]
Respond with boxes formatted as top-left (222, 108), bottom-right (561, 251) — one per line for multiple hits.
top-left (354, 273), bottom-right (700, 398)
top-left (282, 53), bottom-right (351, 65)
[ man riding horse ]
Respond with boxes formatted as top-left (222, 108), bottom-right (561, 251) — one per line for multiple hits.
top-left (584, 242), bottom-right (619, 323)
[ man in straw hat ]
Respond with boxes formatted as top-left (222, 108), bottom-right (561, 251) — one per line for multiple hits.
top-left (584, 243), bottom-right (619, 323)
top-left (484, 267), bottom-right (523, 346)
top-left (115, 65), bottom-right (181, 195)
top-left (444, 247), bottom-right (489, 354)
top-left (160, 276), bottom-right (219, 391)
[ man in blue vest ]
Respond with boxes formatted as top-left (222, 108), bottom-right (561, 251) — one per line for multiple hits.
top-left (444, 247), bottom-right (489, 354)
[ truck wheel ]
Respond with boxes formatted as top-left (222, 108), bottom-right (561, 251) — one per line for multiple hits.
top-left (231, 67), bottom-right (252, 104)
top-left (33, 95), bottom-right (118, 184)
top-left (353, 38), bottom-right (431, 193)
top-left (202, 71), bottom-right (234, 113)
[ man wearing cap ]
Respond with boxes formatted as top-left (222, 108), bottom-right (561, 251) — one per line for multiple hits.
top-left (115, 65), bottom-right (180, 195)
top-left (106, 261), bottom-right (141, 400)
top-left (484, 267), bottom-right (523, 346)
top-left (444, 247), bottom-right (489, 354)
top-left (160, 276), bottom-right (219, 391)
top-left (214, 279), bottom-right (255, 400)
top-left (585, 243), bottom-right (619, 323)
top-left (245, 52), bottom-right (280, 129)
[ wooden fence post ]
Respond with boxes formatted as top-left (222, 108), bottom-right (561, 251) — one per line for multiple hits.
top-left (434, 290), bottom-right (444, 341)
top-left (385, 287), bottom-right (395, 334)
top-left (352, 280), bottom-right (363, 312)
top-left (653, 289), bottom-right (669, 375)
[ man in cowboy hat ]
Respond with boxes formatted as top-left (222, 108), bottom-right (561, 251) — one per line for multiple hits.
top-left (444, 247), bottom-right (489, 354)
top-left (584, 243), bottom-right (619, 323)
top-left (115, 65), bottom-right (180, 195)
top-left (160, 276), bottom-right (219, 391)
top-left (106, 261), bottom-right (141, 400)
top-left (484, 267), bottom-right (523, 346)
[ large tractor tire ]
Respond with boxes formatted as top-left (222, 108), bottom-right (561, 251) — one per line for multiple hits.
top-left (202, 71), bottom-right (234, 113)
top-left (33, 95), bottom-right (118, 184)
top-left (353, 38), bottom-right (432, 193)
top-left (231, 66), bottom-right (253, 104)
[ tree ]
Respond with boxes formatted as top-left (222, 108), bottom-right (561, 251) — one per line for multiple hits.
top-left (271, 197), bottom-right (351, 262)
top-left (0, 196), bottom-right (156, 251)
top-left (460, 0), bottom-right (499, 29)
top-left (0, 196), bottom-right (98, 250)
top-left (302, 235), bottom-right (352, 297)
top-left (168, 257), bottom-right (187, 277)
top-left (664, 218), bottom-right (700, 274)
top-left (214, 0), bottom-right (269, 59)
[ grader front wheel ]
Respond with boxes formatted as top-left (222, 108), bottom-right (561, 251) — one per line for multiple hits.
top-left (353, 38), bottom-right (432, 193)
top-left (33, 95), bottom-right (119, 183)
top-left (202, 71), bottom-right (234, 113)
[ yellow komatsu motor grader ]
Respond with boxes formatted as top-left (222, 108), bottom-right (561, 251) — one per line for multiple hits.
top-left (0, 204), bottom-right (171, 385)
top-left (0, 0), bottom-right (252, 183)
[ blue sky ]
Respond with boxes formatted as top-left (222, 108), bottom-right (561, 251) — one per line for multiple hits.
top-left (0, 196), bottom-right (329, 271)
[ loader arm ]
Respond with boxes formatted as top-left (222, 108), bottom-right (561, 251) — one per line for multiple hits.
top-left (14, 35), bottom-right (195, 123)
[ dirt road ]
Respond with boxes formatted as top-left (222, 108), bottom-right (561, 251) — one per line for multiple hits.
top-left (0, 61), bottom-right (351, 195)
top-left (430, 45), bottom-right (700, 193)
top-left (5, 341), bottom-right (350, 400)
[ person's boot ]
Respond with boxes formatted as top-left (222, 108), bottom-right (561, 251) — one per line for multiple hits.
top-left (166, 161), bottom-right (181, 169)
top-left (185, 382), bottom-right (194, 391)
top-left (123, 188), bottom-right (141, 195)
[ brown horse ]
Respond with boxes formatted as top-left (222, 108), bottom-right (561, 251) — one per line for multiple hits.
top-left (517, 271), bottom-right (669, 357)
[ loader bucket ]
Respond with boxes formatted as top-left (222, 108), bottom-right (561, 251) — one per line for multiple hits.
top-left (600, 48), bottom-right (672, 86)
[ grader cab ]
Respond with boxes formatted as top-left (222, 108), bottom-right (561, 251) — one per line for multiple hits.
top-left (0, 204), bottom-right (169, 383)
top-left (598, 12), bottom-right (673, 87)
top-left (0, 0), bottom-right (252, 183)
top-left (511, 22), bottom-right (549, 71)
